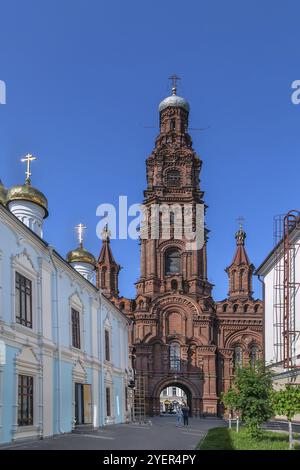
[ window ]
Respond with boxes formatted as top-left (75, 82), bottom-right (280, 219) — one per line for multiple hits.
top-left (15, 272), bottom-right (32, 328)
top-left (233, 304), bottom-right (238, 313)
top-left (254, 304), bottom-right (259, 313)
top-left (167, 169), bottom-right (180, 187)
top-left (170, 119), bottom-right (176, 130)
top-left (234, 346), bottom-right (243, 369)
top-left (101, 267), bottom-right (106, 287)
top-left (71, 308), bottom-right (81, 349)
top-left (239, 269), bottom-right (244, 291)
top-left (250, 345), bottom-right (259, 366)
top-left (172, 387), bottom-right (177, 396)
top-left (110, 268), bottom-right (115, 291)
top-left (105, 330), bottom-right (110, 361)
top-left (244, 304), bottom-right (249, 313)
top-left (171, 279), bottom-right (178, 291)
top-left (169, 342), bottom-right (181, 371)
top-left (223, 304), bottom-right (228, 313)
top-left (165, 249), bottom-right (181, 275)
top-left (18, 375), bottom-right (33, 426)
top-left (106, 387), bottom-right (111, 417)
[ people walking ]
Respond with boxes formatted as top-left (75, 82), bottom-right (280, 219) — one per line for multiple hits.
top-left (176, 406), bottom-right (183, 427)
top-left (182, 403), bottom-right (189, 426)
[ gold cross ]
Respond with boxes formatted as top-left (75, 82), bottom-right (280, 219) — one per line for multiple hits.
top-left (20, 154), bottom-right (37, 184)
top-left (75, 223), bottom-right (86, 247)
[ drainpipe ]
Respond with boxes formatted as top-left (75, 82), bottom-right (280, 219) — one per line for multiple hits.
top-left (48, 247), bottom-right (64, 434)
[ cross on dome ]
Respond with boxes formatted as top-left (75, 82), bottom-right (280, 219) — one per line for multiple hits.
top-left (21, 154), bottom-right (37, 184)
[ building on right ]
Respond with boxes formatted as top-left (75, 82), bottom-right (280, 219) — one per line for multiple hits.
top-left (256, 211), bottom-right (300, 401)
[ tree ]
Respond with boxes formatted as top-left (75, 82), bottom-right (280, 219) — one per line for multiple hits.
top-left (223, 362), bottom-right (273, 438)
top-left (221, 387), bottom-right (240, 430)
top-left (272, 384), bottom-right (300, 449)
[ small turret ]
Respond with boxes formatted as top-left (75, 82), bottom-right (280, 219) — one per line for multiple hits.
top-left (67, 223), bottom-right (96, 281)
top-left (97, 225), bottom-right (120, 297)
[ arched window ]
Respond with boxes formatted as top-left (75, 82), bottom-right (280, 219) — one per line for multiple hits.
top-left (169, 343), bottom-right (181, 371)
top-left (240, 269), bottom-right (244, 291)
top-left (110, 268), bottom-right (115, 291)
top-left (223, 304), bottom-right (228, 313)
top-left (232, 270), bottom-right (236, 291)
top-left (244, 304), bottom-right (249, 313)
top-left (234, 346), bottom-right (243, 369)
top-left (254, 304), bottom-right (259, 313)
top-left (250, 345), bottom-right (259, 366)
top-left (119, 302), bottom-right (125, 311)
top-left (171, 279), bottom-right (178, 291)
top-left (165, 248), bottom-right (181, 275)
top-left (233, 304), bottom-right (238, 313)
top-left (167, 169), bottom-right (180, 187)
top-left (101, 267), bottom-right (107, 287)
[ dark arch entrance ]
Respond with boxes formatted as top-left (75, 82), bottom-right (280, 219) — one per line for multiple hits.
top-left (150, 378), bottom-right (197, 417)
top-left (159, 383), bottom-right (192, 416)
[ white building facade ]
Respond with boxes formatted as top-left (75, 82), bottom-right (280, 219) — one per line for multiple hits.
top-left (256, 215), bottom-right (300, 399)
top-left (0, 180), bottom-right (131, 444)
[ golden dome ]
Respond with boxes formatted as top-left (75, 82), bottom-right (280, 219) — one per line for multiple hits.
top-left (7, 183), bottom-right (48, 218)
top-left (0, 180), bottom-right (7, 206)
top-left (67, 245), bottom-right (96, 267)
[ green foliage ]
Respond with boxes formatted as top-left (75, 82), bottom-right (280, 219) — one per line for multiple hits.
top-left (221, 361), bottom-right (274, 438)
top-left (272, 385), bottom-right (300, 421)
top-left (221, 387), bottom-right (239, 413)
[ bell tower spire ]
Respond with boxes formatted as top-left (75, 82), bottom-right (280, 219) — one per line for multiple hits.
top-left (226, 222), bottom-right (254, 300)
top-left (96, 225), bottom-right (120, 298)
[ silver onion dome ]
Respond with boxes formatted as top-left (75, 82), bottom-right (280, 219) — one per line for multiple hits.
top-left (158, 86), bottom-right (190, 113)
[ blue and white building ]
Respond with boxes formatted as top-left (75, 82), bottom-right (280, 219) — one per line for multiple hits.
top-left (0, 163), bottom-right (132, 445)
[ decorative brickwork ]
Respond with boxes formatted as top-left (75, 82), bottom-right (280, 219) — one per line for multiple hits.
top-left (97, 87), bottom-right (263, 416)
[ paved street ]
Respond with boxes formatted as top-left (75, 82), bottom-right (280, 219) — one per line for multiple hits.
top-left (2, 417), bottom-right (225, 450)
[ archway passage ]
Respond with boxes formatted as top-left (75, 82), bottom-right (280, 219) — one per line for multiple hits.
top-left (158, 383), bottom-right (192, 416)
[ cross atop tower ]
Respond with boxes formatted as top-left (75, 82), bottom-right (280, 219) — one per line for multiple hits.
top-left (236, 215), bottom-right (245, 230)
top-left (75, 223), bottom-right (86, 248)
top-left (21, 154), bottom-right (37, 184)
top-left (169, 74), bottom-right (181, 95)
top-left (101, 223), bottom-right (111, 241)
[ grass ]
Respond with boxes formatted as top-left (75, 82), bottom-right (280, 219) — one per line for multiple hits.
top-left (198, 427), bottom-right (300, 450)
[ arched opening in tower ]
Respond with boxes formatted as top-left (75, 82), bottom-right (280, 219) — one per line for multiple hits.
top-left (159, 384), bottom-right (192, 416)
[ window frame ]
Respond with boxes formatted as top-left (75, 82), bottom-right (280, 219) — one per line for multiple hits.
top-left (71, 308), bottom-right (81, 350)
top-left (165, 248), bottom-right (181, 276)
top-left (18, 374), bottom-right (34, 427)
top-left (105, 329), bottom-right (111, 362)
top-left (106, 387), bottom-right (111, 417)
top-left (169, 342), bottom-right (181, 371)
top-left (15, 271), bottom-right (33, 329)
top-left (166, 169), bottom-right (181, 187)
top-left (234, 345), bottom-right (243, 369)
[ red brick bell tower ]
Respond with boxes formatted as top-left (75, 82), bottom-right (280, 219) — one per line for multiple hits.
top-left (99, 78), bottom-right (263, 418)
top-left (131, 78), bottom-right (219, 417)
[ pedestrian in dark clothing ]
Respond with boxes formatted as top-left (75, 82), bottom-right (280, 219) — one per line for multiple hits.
top-left (182, 404), bottom-right (189, 426)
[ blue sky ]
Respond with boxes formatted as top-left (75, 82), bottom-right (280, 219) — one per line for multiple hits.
top-left (0, 0), bottom-right (300, 300)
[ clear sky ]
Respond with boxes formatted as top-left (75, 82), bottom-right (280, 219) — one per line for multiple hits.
top-left (0, 0), bottom-right (300, 300)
